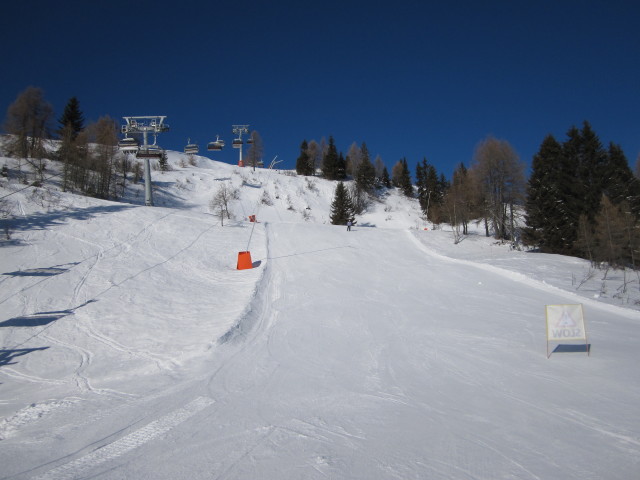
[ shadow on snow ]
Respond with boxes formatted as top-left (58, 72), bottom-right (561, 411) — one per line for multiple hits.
top-left (0, 347), bottom-right (49, 366)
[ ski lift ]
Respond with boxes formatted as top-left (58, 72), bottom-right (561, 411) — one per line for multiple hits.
top-left (184, 139), bottom-right (199, 154)
top-left (207, 135), bottom-right (225, 151)
top-left (137, 145), bottom-right (163, 158)
top-left (232, 138), bottom-right (243, 148)
top-left (246, 136), bottom-right (253, 145)
top-left (118, 137), bottom-right (139, 153)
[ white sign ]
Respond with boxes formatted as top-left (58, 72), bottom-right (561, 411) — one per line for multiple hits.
top-left (545, 304), bottom-right (586, 341)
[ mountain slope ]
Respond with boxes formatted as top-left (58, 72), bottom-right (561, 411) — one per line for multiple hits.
top-left (1, 151), bottom-right (639, 479)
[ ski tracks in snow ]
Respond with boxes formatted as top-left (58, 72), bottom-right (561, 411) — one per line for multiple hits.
top-left (30, 396), bottom-right (214, 480)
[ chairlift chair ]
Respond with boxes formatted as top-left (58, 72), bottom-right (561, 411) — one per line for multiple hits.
top-left (232, 138), bottom-right (243, 149)
top-left (137, 145), bottom-right (163, 158)
top-left (207, 135), bottom-right (225, 151)
top-left (118, 137), bottom-right (139, 153)
top-left (184, 139), bottom-right (199, 155)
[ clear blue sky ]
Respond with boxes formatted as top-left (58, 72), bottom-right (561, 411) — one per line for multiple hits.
top-left (1, 0), bottom-right (638, 178)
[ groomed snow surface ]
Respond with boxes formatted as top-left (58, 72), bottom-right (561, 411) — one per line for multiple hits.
top-left (1, 151), bottom-right (639, 479)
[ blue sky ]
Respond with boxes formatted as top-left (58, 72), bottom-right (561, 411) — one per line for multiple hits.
top-left (1, 0), bottom-right (638, 178)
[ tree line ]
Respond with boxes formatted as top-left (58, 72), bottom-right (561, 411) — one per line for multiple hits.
top-left (2, 86), bottom-right (141, 200)
top-left (312, 124), bottom-right (640, 269)
top-left (4, 86), bottom-right (639, 268)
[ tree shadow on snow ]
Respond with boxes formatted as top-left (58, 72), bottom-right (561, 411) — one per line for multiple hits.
top-left (0, 347), bottom-right (49, 366)
top-left (3, 262), bottom-right (79, 277)
top-left (1, 204), bottom-right (136, 238)
top-left (0, 300), bottom-right (96, 328)
top-left (0, 311), bottom-right (72, 327)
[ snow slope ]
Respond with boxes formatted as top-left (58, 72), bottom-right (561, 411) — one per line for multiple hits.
top-left (1, 151), bottom-right (639, 479)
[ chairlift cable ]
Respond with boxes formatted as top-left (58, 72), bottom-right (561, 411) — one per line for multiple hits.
top-left (244, 156), bottom-right (279, 252)
top-left (0, 171), bottom-right (63, 201)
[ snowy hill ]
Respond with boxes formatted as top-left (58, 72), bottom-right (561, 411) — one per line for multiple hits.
top-left (1, 150), bottom-right (639, 479)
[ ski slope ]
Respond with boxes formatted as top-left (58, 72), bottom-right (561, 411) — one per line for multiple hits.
top-left (1, 152), bottom-right (639, 479)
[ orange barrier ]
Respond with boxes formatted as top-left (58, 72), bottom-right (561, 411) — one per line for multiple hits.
top-left (237, 251), bottom-right (253, 270)
top-left (249, 215), bottom-right (256, 222)
top-left (238, 160), bottom-right (244, 167)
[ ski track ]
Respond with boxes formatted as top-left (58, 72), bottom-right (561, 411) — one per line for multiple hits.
top-left (31, 396), bottom-right (214, 480)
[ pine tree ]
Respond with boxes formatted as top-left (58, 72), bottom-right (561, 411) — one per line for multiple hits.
top-left (399, 158), bottom-right (413, 197)
top-left (57, 96), bottom-right (84, 139)
top-left (524, 134), bottom-right (561, 249)
top-left (578, 122), bottom-right (608, 223)
top-left (336, 152), bottom-right (347, 180)
top-left (524, 134), bottom-right (580, 253)
top-left (329, 181), bottom-right (354, 225)
top-left (322, 136), bottom-right (339, 180)
top-left (415, 158), bottom-right (444, 218)
top-left (354, 142), bottom-right (376, 193)
top-left (382, 166), bottom-right (391, 188)
top-left (159, 150), bottom-right (170, 172)
top-left (603, 142), bottom-right (638, 208)
top-left (296, 140), bottom-right (311, 175)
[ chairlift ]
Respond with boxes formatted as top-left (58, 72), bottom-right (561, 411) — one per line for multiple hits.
top-left (246, 137), bottom-right (253, 145)
top-left (232, 138), bottom-right (243, 149)
top-left (137, 145), bottom-right (163, 158)
top-left (118, 137), bottom-right (139, 153)
top-left (184, 138), bottom-right (199, 154)
top-left (207, 135), bottom-right (225, 151)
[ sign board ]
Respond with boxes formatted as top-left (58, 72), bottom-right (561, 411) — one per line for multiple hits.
top-left (545, 304), bottom-right (589, 357)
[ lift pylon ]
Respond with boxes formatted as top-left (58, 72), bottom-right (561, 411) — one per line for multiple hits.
top-left (120, 116), bottom-right (170, 206)
top-left (232, 125), bottom-right (249, 167)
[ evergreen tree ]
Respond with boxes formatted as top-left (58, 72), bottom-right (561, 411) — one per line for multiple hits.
top-left (602, 142), bottom-right (639, 211)
top-left (158, 150), bottom-right (170, 172)
top-left (329, 181), bottom-right (354, 225)
top-left (564, 122), bottom-right (607, 224)
top-left (399, 157), bottom-right (413, 197)
top-left (296, 140), bottom-right (312, 175)
top-left (382, 166), bottom-right (391, 188)
top-left (524, 134), bottom-right (581, 253)
top-left (415, 158), bottom-right (445, 219)
top-left (322, 136), bottom-right (339, 180)
top-left (354, 142), bottom-right (376, 193)
top-left (336, 152), bottom-right (347, 180)
top-left (57, 96), bottom-right (84, 139)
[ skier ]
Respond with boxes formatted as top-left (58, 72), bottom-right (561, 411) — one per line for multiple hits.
top-left (347, 220), bottom-right (352, 231)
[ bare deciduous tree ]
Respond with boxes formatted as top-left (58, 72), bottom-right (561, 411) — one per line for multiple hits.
top-left (471, 136), bottom-right (525, 241)
top-left (346, 142), bottom-right (362, 177)
top-left (443, 163), bottom-right (478, 240)
top-left (306, 140), bottom-right (321, 175)
top-left (209, 183), bottom-right (238, 226)
top-left (3, 86), bottom-right (54, 184)
top-left (245, 131), bottom-right (264, 171)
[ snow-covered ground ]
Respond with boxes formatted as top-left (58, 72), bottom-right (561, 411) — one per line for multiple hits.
top-left (1, 151), bottom-right (639, 479)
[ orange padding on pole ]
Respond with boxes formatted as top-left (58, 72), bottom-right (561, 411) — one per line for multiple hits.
top-left (237, 251), bottom-right (253, 270)
top-left (249, 215), bottom-right (256, 222)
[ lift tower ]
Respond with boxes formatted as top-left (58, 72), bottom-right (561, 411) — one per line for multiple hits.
top-left (231, 125), bottom-right (250, 167)
top-left (120, 116), bottom-right (170, 206)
